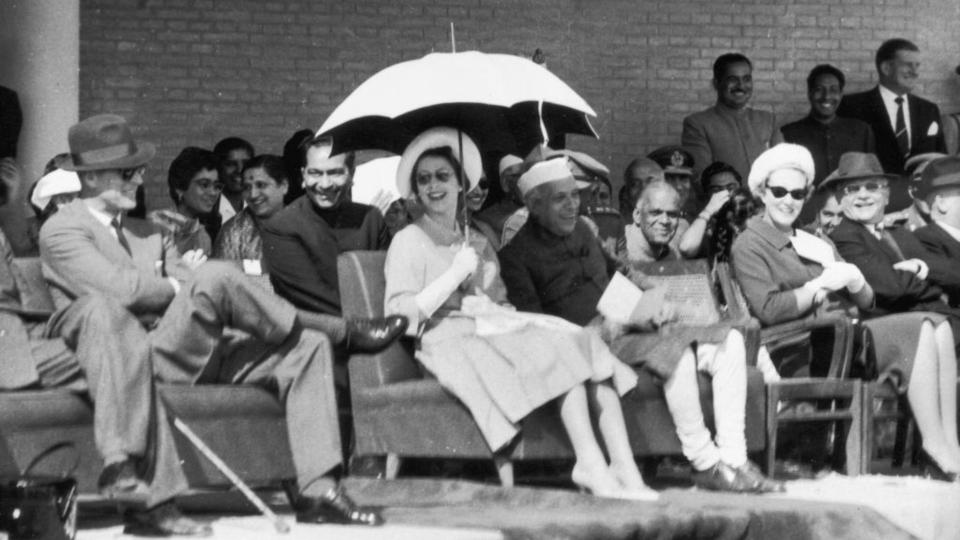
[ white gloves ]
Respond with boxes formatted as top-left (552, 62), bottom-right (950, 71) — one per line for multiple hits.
top-left (805, 262), bottom-right (866, 294)
top-left (414, 246), bottom-right (478, 319)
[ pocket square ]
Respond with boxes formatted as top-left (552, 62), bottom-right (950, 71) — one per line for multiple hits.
top-left (927, 122), bottom-right (939, 136)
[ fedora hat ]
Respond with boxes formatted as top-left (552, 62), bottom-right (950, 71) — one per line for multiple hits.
top-left (818, 152), bottom-right (899, 192)
top-left (917, 155), bottom-right (960, 200)
top-left (61, 114), bottom-right (156, 172)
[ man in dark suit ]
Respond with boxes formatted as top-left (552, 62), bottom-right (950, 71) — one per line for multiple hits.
top-left (260, 135), bottom-right (402, 355)
top-left (825, 152), bottom-right (960, 327)
top-left (914, 156), bottom-right (960, 305)
top-left (837, 39), bottom-right (946, 179)
top-left (41, 115), bottom-right (383, 534)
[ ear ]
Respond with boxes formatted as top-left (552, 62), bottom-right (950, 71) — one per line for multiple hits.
top-left (632, 205), bottom-right (643, 225)
top-left (280, 181), bottom-right (289, 195)
top-left (879, 60), bottom-right (892, 79)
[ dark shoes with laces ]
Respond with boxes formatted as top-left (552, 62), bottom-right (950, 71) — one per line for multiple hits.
top-left (290, 485), bottom-right (384, 526)
top-left (691, 460), bottom-right (785, 493)
top-left (345, 315), bottom-right (408, 353)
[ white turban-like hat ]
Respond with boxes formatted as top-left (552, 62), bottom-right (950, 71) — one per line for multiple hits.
top-left (747, 143), bottom-right (815, 195)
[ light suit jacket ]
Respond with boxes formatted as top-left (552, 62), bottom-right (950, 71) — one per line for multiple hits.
top-left (39, 199), bottom-right (191, 318)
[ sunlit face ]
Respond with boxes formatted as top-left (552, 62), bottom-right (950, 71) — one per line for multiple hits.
top-left (243, 167), bottom-right (287, 219)
top-left (665, 172), bottom-right (692, 205)
top-left (302, 145), bottom-right (352, 210)
top-left (761, 168), bottom-right (808, 230)
top-left (413, 155), bottom-right (460, 216)
top-left (89, 166), bottom-right (144, 214)
top-left (220, 148), bottom-right (252, 195)
top-left (817, 194), bottom-right (843, 235)
top-left (532, 178), bottom-right (580, 236)
top-left (930, 187), bottom-right (960, 227)
top-left (809, 73), bottom-right (842, 121)
top-left (706, 171), bottom-right (740, 195)
top-left (880, 49), bottom-right (920, 95)
top-left (839, 177), bottom-right (889, 224)
top-left (179, 168), bottom-right (221, 217)
top-left (635, 187), bottom-right (680, 246)
top-left (715, 61), bottom-right (753, 110)
top-left (465, 178), bottom-right (489, 212)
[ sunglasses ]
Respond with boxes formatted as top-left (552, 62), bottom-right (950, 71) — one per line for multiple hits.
top-left (840, 181), bottom-right (886, 196)
top-left (767, 185), bottom-right (809, 201)
top-left (120, 166), bottom-right (146, 181)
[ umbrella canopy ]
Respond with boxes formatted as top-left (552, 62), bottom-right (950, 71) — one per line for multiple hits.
top-left (317, 51), bottom-right (598, 156)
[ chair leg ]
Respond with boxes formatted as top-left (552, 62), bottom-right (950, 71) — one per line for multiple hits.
top-left (493, 456), bottom-right (514, 487)
top-left (861, 382), bottom-right (875, 474)
top-left (844, 382), bottom-right (863, 476)
top-left (385, 453), bottom-right (400, 479)
top-left (765, 385), bottom-right (780, 476)
top-left (892, 406), bottom-right (910, 468)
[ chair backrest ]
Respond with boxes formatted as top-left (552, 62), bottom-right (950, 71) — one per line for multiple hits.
top-left (337, 251), bottom-right (421, 388)
top-left (11, 257), bottom-right (56, 315)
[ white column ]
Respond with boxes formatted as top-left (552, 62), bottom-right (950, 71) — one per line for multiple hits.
top-left (0, 0), bottom-right (79, 253)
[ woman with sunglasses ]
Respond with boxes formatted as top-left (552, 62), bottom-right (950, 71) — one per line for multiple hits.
top-left (384, 128), bottom-right (656, 500)
top-left (731, 144), bottom-right (960, 482)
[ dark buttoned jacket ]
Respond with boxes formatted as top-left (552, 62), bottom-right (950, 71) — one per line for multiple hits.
top-left (780, 115), bottom-right (875, 185)
top-left (914, 222), bottom-right (960, 306)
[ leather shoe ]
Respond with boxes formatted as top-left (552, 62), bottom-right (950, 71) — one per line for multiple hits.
top-left (294, 486), bottom-right (384, 526)
top-left (345, 315), bottom-right (408, 353)
top-left (736, 460), bottom-right (786, 493)
top-left (98, 459), bottom-right (149, 501)
top-left (691, 461), bottom-right (782, 493)
top-left (123, 500), bottom-right (212, 537)
top-left (919, 449), bottom-right (960, 483)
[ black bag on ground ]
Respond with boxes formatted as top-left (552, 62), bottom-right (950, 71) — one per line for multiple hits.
top-left (0, 442), bottom-right (78, 540)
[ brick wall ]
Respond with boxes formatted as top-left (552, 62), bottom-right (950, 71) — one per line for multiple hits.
top-left (79, 0), bottom-right (960, 211)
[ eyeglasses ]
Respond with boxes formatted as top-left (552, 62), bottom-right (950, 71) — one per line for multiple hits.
top-left (766, 186), bottom-right (809, 201)
top-left (415, 169), bottom-right (455, 185)
top-left (120, 166), bottom-right (146, 181)
top-left (840, 181), bottom-right (886, 196)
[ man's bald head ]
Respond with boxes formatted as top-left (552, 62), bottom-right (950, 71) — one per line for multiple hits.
top-left (634, 181), bottom-right (681, 248)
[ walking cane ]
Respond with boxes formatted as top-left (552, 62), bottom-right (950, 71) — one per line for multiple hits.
top-left (172, 417), bottom-right (291, 534)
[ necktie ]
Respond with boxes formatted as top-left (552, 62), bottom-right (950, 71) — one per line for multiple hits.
top-left (879, 228), bottom-right (906, 261)
top-left (111, 217), bottom-right (132, 256)
top-left (894, 96), bottom-right (909, 158)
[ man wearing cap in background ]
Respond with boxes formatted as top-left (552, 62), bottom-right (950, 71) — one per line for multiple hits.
top-left (648, 146), bottom-right (699, 219)
top-left (41, 114), bottom-right (385, 534)
top-left (883, 153), bottom-right (947, 232)
top-left (500, 158), bottom-right (782, 493)
top-left (913, 156), bottom-right (960, 305)
top-left (682, 53), bottom-right (782, 182)
top-left (475, 154), bottom-right (524, 244)
top-left (826, 152), bottom-right (960, 323)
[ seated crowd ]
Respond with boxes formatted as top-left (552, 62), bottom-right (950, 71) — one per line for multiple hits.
top-left (2, 36), bottom-right (960, 537)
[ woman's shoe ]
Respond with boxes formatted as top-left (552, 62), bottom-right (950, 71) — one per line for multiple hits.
top-left (572, 463), bottom-right (659, 501)
top-left (918, 449), bottom-right (960, 483)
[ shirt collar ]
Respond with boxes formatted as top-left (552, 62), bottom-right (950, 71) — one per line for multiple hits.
top-left (745, 215), bottom-right (792, 250)
top-left (878, 84), bottom-right (906, 107)
top-left (84, 202), bottom-right (120, 229)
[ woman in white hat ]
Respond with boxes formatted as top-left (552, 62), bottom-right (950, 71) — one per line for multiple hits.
top-left (384, 127), bottom-right (656, 500)
top-left (731, 144), bottom-right (960, 481)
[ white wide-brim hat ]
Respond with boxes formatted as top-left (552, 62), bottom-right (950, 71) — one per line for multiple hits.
top-left (396, 127), bottom-right (482, 198)
top-left (30, 169), bottom-right (81, 210)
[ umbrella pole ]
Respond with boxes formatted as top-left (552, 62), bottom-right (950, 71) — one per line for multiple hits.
top-left (456, 128), bottom-right (469, 246)
top-left (450, 22), bottom-right (456, 53)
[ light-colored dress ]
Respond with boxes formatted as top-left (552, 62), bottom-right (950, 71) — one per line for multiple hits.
top-left (384, 214), bottom-right (637, 451)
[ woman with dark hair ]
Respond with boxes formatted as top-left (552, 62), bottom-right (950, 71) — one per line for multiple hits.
top-left (731, 144), bottom-right (960, 481)
top-left (384, 128), bottom-right (656, 500)
top-left (151, 147), bottom-right (221, 254)
top-left (213, 154), bottom-right (288, 267)
top-left (678, 161), bottom-right (743, 258)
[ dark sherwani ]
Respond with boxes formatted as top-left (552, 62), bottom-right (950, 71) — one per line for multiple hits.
top-left (260, 195), bottom-right (389, 316)
top-left (781, 115), bottom-right (875, 185)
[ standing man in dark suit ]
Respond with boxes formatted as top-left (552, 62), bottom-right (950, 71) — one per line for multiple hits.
top-left (914, 156), bottom-right (960, 305)
top-left (41, 114), bottom-right (383, 534)
top-left (838, 39), bottom-right (946, 179)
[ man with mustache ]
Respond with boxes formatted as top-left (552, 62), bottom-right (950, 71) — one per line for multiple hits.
top-left (682, 53), bottom-right (782, 182)
top-left (260, 136), bottom-right (400, 354)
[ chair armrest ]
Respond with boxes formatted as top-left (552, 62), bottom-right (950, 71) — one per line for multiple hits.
top-left (760, 316), bottom-right (856, 379)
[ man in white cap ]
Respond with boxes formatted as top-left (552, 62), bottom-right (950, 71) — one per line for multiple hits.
top-left (500, 158), bottom-right (783, 493)
top-left (41, 114), bottom-right (384, 534)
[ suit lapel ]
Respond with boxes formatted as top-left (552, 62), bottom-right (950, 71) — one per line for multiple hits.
top-left (935, 223), bottom-right (960, 259)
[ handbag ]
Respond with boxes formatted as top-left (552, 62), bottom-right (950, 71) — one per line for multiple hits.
top-left (0, 442), bottom-right (78, 540)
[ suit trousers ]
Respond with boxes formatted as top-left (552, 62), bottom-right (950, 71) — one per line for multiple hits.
top-left (148, 262), bottom-right (340, 501)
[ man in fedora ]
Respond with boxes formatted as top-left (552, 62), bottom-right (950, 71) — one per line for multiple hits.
top-left (40, 114), bottom-right (384, 535)
top-left (826, 152), bottom-right (960, 326)
top-left (913, 156), bottom-right (960, 305)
